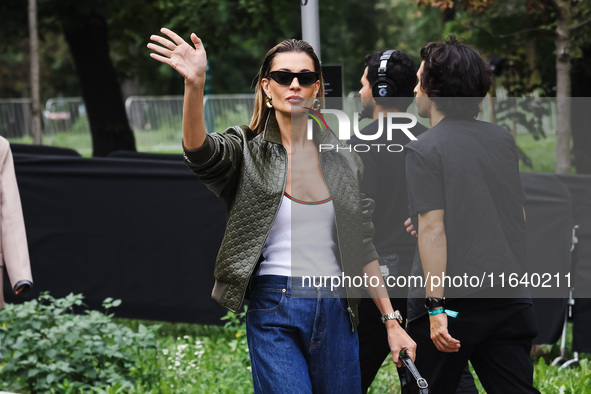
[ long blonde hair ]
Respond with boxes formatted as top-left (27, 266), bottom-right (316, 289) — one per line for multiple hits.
top-left (249, 39), bottom-right (325, 135)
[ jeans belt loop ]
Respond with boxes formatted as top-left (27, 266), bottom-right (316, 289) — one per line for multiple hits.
top-left (285, 276), bottom-right (292, 298)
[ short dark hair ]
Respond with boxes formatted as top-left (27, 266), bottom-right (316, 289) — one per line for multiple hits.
top-left (365, 50), bottom-right (415, 110)
top-left (419, 35), bottom-right (492, 119)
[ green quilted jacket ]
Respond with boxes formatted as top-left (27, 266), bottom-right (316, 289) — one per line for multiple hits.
top-left (183, 112), bottom-right (378, 330)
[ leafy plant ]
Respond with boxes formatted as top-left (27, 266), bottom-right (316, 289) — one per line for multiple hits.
top-left (6, 297), bottom-right (588, 393)
top-left (534, 358), bottom-right (591, 394)
top-left (0, 293), bottom-right (161, 393)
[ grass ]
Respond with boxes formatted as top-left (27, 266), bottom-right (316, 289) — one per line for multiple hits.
top-left (516, 133), bottom-right (558, 173)
top-left (111, 314), bottom-right (591, 394)
top-left (116, 310), bottom-right (254, 394)
top-left (1, 294), bottom-right (589, 393)
top-left (368, 325), bottom-right (591, 393)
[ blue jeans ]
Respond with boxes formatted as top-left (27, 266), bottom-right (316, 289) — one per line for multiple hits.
top-left (246, 275), bottom-right (361, 394)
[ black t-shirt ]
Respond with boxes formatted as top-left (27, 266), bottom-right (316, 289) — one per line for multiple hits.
top-left (405, 118), bottom-right (530, 320)
top-left (349, 117), bottom-right (427, 271)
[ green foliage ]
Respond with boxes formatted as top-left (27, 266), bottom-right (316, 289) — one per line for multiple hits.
top-left (161, 0), bottom-right (296, 95)
top-left (320, 0), bottom-right (381, 93)
top-left (534, 358), bottom-right (591, 394)
top-left (366, 358), bottom-right (401, 393)
top-left (437, 1), bottom-right (554, 96)
top-left (373, 0), bottom-right (445, 63)
top-left (2, 296), bottom-right (591, 392)
top-left (0, 293), bottom-right (161, 393)
top-left (140, 307), bottom-right (252, 393)
top-left (369, 354), bottom-right (591, 393)
top-left (516, 133), bottom-right (558, 173)
top-left (430, 0), bottom-right (591, 98)
top-left (0, 297), bottom-right (252, 393)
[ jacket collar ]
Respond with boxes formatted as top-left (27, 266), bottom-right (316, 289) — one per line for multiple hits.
top-left (313, 123), bottom-right (347, 150)
top-left (262, 111), bottom-right (282, 144)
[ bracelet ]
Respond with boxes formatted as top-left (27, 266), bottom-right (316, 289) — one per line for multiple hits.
top-left (428, 308), bottom-right (459, 318)
top-left (381, 310), bottom-right (403, 325)
top-left (428, 308), bottom-right (444, 316)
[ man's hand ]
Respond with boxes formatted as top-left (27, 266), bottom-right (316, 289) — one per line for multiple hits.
top-left (385, 320), bottom-right (417, 367)
top-left (429, 311), bottom-right (460, 352)
top-left (404, 217), bottom-right (417, 238)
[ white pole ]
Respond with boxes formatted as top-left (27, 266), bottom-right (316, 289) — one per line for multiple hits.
top-left (301, 0), bottom-right (321, 62)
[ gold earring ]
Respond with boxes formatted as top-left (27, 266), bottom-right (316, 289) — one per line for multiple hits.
top-left (265, 96), bottom-right (273, 108)
top-left (313, 98), bottom-right (321, 110)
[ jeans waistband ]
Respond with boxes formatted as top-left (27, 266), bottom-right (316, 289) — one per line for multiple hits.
top-left (250, 275), bottom-right (348, 298)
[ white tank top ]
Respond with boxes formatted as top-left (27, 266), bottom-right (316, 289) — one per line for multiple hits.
top-left (256, 193), bottom-right (342, 277)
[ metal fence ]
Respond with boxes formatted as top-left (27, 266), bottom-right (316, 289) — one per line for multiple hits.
top-left (42, 97), bottom-right (91, 154)
top-left (44, 97), bottom-right (88, 134)
top-left (0, 98), bottom-right (36, 140)
top-left (345, 91), bottom-right (557, 136)
top-left (124, 94), bottom-right (254, 151)
top-left (124, 94), bottom-right (255, 151)
top-left (0, 94), bottom-right (256, 153)
top-left (1, 93), bottom-right (556, 154)
top-left (203, 94), bottom-right (255, 134)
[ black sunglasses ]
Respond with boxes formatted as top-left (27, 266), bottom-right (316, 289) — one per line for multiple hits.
top-left (266, 71), bottom-right (319, 86)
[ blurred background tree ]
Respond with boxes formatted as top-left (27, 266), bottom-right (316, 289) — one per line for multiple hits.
top-left (1, 0), bottom-right (590, 168)
top-left (416, 0), bottom-right (591, 173)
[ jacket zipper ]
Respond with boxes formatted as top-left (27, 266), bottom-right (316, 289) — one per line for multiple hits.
top-left (319, 151), bottom-right (357, 333)
top-left (237, 144), bottom-right (289, 310)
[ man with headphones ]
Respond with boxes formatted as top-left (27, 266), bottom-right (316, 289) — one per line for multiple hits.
top-left (351, 50), bottom-right (477, 393)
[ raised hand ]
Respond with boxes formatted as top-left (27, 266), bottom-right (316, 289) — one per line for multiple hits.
top-left (147, 28), bottom-right (207, 85)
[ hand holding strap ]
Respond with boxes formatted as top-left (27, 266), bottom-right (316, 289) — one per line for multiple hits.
top-left (400, 351), bottom-right (430, 394)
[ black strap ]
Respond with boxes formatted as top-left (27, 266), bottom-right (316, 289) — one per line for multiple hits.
top-left (400, 351), bottom-right (430, 394)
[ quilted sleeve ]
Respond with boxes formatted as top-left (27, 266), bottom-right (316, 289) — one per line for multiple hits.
top-left (183, 127), bottom-right (245, 198)
top-left (360, 194), bottom-right (379, 265)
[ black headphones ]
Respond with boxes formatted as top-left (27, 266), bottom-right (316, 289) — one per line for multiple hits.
top-left (371, 49), bottom-right (398, 98)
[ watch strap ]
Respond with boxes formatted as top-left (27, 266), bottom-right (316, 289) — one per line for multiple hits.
top-left (381, 310), bottom-right (403, 325)
top-left (425, 297), bottom-right (445, 310)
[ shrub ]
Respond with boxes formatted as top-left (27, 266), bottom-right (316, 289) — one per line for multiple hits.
top-left (0, 293), bottom-right (161, 393)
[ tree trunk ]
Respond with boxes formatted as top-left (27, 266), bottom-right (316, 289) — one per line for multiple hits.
top-left (61, 9), bottom-right (135, 157)
top-left (554, 0), bottom-right (572, 174)
top-left (28, 0), bottom-right (42, 145)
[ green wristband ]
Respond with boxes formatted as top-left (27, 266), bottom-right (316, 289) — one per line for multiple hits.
top-left (428, 308), bottom-right (460, 318)
top-left (428, 308), bottom-right (444, 316)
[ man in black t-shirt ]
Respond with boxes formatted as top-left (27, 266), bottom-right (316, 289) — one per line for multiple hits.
top-left (350, 49), bottom-right (427, 393)
top-left (351, 50), bottom-right (476, 394)
top-left (404, 36), bottom-right (540, 393)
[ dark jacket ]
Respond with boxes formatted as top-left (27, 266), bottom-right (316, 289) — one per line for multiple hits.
top-left (183, 112), bottom-right (378, 329)
top-left (349, 118), bottom-right (427, 268)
